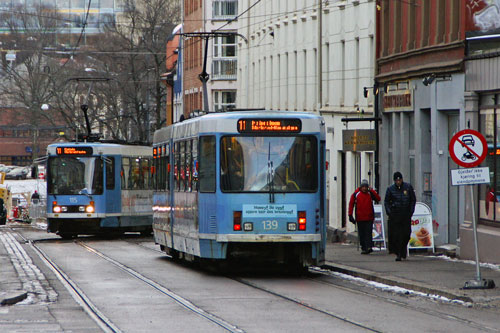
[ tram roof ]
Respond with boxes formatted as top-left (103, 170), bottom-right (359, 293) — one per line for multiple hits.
top-left (154, 110), bottom-right (325, 144)
top-left (47, 142), bottom-right (152, 156)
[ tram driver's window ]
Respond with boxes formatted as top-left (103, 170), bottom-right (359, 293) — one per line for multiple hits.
top-left (199, 136), bottom-right (216, 192)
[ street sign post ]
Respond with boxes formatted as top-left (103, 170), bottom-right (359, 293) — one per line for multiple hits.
top-left (448, 129), bottom-right (495, 289)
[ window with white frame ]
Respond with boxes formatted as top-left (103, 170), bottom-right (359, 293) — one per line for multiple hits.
top-left (213, 91), bottom-right (236, 111)
top-left (213, 0), bottom-right (238, 19)
top-left (213, 34), bottom-right (236, 58)
top-left (212, 34), bottom-right (237, 79)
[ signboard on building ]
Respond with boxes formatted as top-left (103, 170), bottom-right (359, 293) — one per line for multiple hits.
top-left (383, 89), bottom-right (413, 112)
top-left (342, 129), bottom-right (376, 151)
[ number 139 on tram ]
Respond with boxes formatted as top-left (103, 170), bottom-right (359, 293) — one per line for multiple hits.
top-left (152, 111), bottom-right (326, 269)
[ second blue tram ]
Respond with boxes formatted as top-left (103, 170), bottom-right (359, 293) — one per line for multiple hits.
top-left (152, 111), bottom-right (326, 268)
top-left (46, 142), bottom-right (153, 238)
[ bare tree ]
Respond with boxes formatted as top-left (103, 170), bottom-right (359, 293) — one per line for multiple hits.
top-left (90, 0), bottom-right (181, 142)
top-left (0, 4), bottom-right (62, 159)
top-left (0, 0), bottom-right (180, 145)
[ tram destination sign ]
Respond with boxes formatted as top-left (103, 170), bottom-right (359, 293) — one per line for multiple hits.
top-left (56, 146), bottom-right (93, 156)
top-left (237, 118), bottom-right (301, 133)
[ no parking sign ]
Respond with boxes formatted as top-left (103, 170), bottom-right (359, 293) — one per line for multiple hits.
top-left (448, 129), bottom-right (487, 168)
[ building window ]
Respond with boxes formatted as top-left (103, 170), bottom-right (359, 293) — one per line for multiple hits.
top-left (213, 0), bottom-right (238, 19)
top-left (213, 91), bottom-right (236, 111)
top-left (212, 34), bottom-right (237, 80)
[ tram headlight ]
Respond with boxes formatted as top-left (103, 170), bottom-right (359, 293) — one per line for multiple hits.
top-left (86, 201), bottom-right (95, 213)
top-left (53, 205), bottom-right (61, 213)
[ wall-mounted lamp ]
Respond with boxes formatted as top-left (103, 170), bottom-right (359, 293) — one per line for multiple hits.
top-left (422, 74), bottom-right (436, 86)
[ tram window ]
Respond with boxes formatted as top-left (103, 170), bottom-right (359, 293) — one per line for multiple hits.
top-left (92, 159), bottom-right (104, 194)
top-left (186, 140), bottom-right (192, 192)
top-left (140, 158), bottom-right (150, 189)
top-left (121, 157), bottom-right (130, 190)
top-left (166, 146), bottom-right (170, 191)
top-left (220, 136), bottom-right (317, 192)
top-left (130, 158), bottom-right (141, 189)
top-left (106, 157), bottom-right (115, 190)
top-left (199, 136), bottom-right (216, 192)
top-left (179, 141), bottom-right (186, 192)
top-left (192, 138), bottom-right (198, 191)
top-left (175, 142), bottom-right (180, 191)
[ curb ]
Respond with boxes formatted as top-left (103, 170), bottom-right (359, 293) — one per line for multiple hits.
top-left (0, 292), bottom-right (28, 306)
top-left (322, 261), bottom-right (474, 303)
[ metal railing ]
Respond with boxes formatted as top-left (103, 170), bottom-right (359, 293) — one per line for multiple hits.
top-left (29, 198), bottom-right (47, 221)
top-left (211, 59), bottom-right (237, 80)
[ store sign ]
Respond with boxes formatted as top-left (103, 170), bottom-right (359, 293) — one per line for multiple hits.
top-left (343, 129), bottom-right (376, 151)
top-left (383, 90), bottom-right (413, 111)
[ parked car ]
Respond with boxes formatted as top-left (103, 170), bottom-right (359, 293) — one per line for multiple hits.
top-left (5, 166), bottom-right (29, 180)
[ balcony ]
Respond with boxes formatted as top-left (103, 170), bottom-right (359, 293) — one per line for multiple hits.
top-left (212, 59), bottom-right (237, 80)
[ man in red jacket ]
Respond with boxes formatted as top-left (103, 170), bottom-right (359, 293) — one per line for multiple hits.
top-left (348, 179), bottom-right (381, 254)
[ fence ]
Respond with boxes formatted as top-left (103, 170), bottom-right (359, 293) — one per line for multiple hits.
top-left (29, 198), bottom-right (47, 221)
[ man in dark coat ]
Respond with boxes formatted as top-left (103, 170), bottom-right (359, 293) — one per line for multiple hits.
top-left (384, 172), bottom-right (416, 261)
top-left (348, 179), bottom-right (381, 254)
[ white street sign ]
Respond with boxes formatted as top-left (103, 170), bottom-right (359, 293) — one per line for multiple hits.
top-left (451, 167), bottom-right (490, 186)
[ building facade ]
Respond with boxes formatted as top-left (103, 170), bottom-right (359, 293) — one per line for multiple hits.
top-left (237, 0), bottom-right (377, 231)
top-left (461, 2), bottom-right (500, 263)
top-left (376, 0), bottom-right (466, 247)
top-left (182, 0), bottom-right (238, 118)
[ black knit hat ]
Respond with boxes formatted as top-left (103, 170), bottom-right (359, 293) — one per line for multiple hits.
top-left (393, 171), bottom-right (403, 181)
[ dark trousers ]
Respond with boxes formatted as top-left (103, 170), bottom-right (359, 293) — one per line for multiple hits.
top-left (357, 220), bottom-right (373, 251)
top-left (388, 215), bottom-right (411, 258)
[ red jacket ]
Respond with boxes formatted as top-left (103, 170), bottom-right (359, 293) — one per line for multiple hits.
top-left (348, 188), bottom-right (381, 221)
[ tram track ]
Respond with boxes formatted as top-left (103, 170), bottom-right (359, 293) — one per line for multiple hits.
top-left (307, 267), bottom-right (500, 332)
top-left (135, 240), bottom-right (498, 332)
top-left (22, 235), bottom-right (243, 333)
top-left (22, 234), bottom-right (499, 332)
top-left (75, 241), bottom-right (244, 333)
top-left (24, 237), bottom-right (121, 333)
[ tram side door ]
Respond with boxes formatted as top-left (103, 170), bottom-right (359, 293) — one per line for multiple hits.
top-left (105, 157), bottom-right (121, 213)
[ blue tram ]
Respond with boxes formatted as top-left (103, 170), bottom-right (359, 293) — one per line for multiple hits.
top-left (152, 111), bottom-right (326, 268)
top-left (46, 142), bottom-right (153, 238)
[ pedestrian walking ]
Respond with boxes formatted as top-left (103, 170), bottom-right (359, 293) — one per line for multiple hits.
top-left (31, 191), bottom-right (40, 201)
top-left (348, 179), bottom-right (381, 254)
top-left (384, 172), bottom-right (416, 261)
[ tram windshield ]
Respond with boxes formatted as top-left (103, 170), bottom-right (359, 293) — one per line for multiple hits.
top-left (48, 157), bottom-right (104, 195)
top-left (221, 136), bottom-right (317, 192)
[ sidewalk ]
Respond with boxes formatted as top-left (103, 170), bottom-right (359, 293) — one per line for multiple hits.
top-left (324, 242), bottom-right (500, 307)
top-left (0, 228), bottom-right (28, 306)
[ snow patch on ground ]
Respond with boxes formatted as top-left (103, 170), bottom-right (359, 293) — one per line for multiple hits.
top-left (311, 267), bottom-right (473, 307)
top-left (431, 255), bottom-right (500, 272)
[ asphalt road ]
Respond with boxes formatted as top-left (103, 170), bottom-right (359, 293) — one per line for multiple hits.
top-left (4, 226), bottom-right (500, 332)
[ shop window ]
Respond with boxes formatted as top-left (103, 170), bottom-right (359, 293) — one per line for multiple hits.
top-left (479, 101), bottom-right (500, 224)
